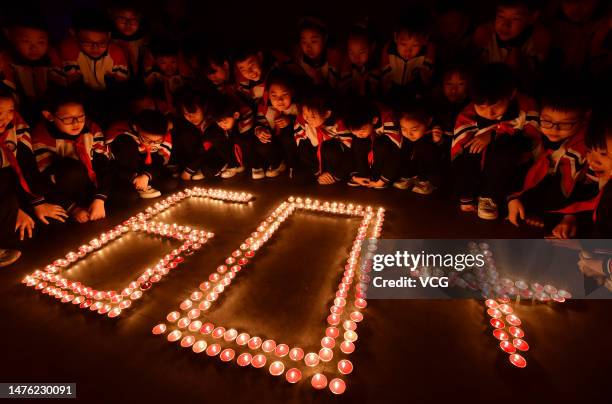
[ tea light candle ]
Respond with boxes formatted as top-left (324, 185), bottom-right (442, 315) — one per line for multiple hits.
top-left (321, 337), bottom-right (335, 349)
top-left (498, 304), bottom-right (513, 314)
top-left (508, 326), bottom-right (524, 338)
top-left (319, 348), bottom-right (333, 362)
top-left (509, 353), bottom-right (527, 368)
top-left (180, 335), bottom-right (195, 348)
top-left (311, 374), bottom-right (328, 390)
top-left (289, 348), bottom-right (304, 361)
top-left (188, 321), bottom-right (203, 333)
top-left (262, 339), bottom-right (276, 353)
top-left (326, 327), bottom-right (340, 338)
top-left (212, 327), bottom-right (226, 338)
top-left (344, 330), bottom-right (358, 342)
top-left (493, 329), bottom-right (509, 341)
top-left (167, 330), bottom-right (182, 342)
top-left (329, 378), bottom-right (346, 395)
top-left (338, 359), bottom-right (353, 375)
top-left (304, 353), bottom-right (320, 367)
top-left (236, 333), bottom-right (250, 346)
top-left (485, 299), bottom-right (499, 309)
top-left (500, 341), bottom-right (516, 354)
top-left (512, 338), bottom-right (529, 351)
top-left (285, 368), bottom-right (302, 383)
top-left (192, 340), bottom-right (207, 353)
top-left (487, 308), bottom-right (502, 319)
top-left (220, 348), bottom-right (235, 362)
top-left (200, 323), bottom-right (214, 334)
top-left (251, 354), bottom-right (266, 368)
top-left (223, 329), bottom-right (238, 341)
top-left (274, 344), bottom-right (289, 357)
top-left (350, 311), bottom-right (364, 322)
top-left (206, 343), bottom-right (221, 356)
top-left (340, 341), bottom-right (355, 354)
top-left (237, 353), bottom-right (252, 366)
top-left (248, 336), bottom-right (262, 350)
top-left (490, 319), bottom-right (505, 329)
top-left (269, 361), bottom-right (285, 376)
top-left (506, 314), bottom-right (521, 326)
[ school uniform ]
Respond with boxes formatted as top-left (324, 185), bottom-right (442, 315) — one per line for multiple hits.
top-left (292, 48), bottom-right (349, 90)
top-left (113, 30), bottom-right (147, 78)
top-left (343, 62), bottom-right (382, 97)
top-left (31, 121), bottom-right (111, 210)
top-left (380, 41), bottom-right (434, 99)
top-left (294, 114), bottom-right (352, 180)
top-left (143, 52), bottom-right (191, 109)
top-left (451, 95), bottom-right (540, 203)
top-left (254, 100), bottom-right (298, 170)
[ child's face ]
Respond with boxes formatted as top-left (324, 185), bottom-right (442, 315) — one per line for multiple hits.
top-left (495, 5), bottom-right (533, 41)
top-left (217, 115), bottom-right (237, 131)
top-left (300, 29), bottom-right (325, 60)
top-left (269, 83), bottom-right (292, 111)
top-left (12, 27), bottom-right (49, 61)
top-left (539, 107), bottom-right (584, 143)
top-left (138, 131), bottom-right (164, 151)
top-left (302, 106), bottom-right (329, 128)
top-left (0, 98), bottom-right (15, 133)
top-left (435, 9), bottom-right (470, 41)
top-left (347, 37), bottom-right (370, 67)
top-left (114, 9), bottom-right (140, 37)
top-left (77, 30), bottom-right (110, 59)
top-left (351, 123), bottom-right (375, 139)
top-left (443, 72), bottom-right (468, 103)
top-left (587, 137), bottom-right (612, 179)
top-left (394, 31), bottom-right (426, 59)
top-left (236, 55), bottom-right (262, 82)
top-left (206, 61), bottom-right (229, 85)
top-left (561, 0), bottom-right (599, 23)
top-left (400, 117), bottom-right (429, 141)
top-left (48, 103), bottom-right (86, 136)
top-left (156, 56), bottom-right (179, 77)
top-left (183, 106), bottom-right (204, 127)
top-left (474, 98), bottom-right (511, 121)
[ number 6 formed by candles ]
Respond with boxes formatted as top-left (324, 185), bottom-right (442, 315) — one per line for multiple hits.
top-left (21, 188), bottom-right (254, 318)
top-left (152, 196), bottom-right (385, 396)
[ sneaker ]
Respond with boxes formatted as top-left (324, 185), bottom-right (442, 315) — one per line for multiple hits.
top-left (459, 198), bottom-right (476, 212)
top-left (252, 168), bottom-right (265, 180)
top-left (138, 186), bottom-right (162, 199)
top-left (221, 167), bottom-right (239, 178)
top-left (412, 180), bottom-right (434, 195)
top-left (234, 166), bottom-right (245, 173)
top-left (0, 249), bottom-right (21, 267)
top-left (392, 176), bottom-right (417, 190)
top-left (266, 162), bottom-right (286, 178)
top-left (347, 178), bottom-right (362, 187)
top-left (477, 197), bottom-right (499, 220)
top-left (191, 170), bottom-right (205, 180)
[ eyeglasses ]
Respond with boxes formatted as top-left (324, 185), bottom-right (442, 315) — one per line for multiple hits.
top-left (540, 120), bottom-right (580, 131)
top-left (54, 114), bottom-right (86, 125)
top-left (139, 135), bottom-right (163, 146)
top-left (79, 40), bottom-right (109, 49)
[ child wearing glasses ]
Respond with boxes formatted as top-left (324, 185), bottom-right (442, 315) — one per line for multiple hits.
top-left (107, 109), bottom-right (176, 199)
top-left (110, 3), bottom-right (147, 78)
top-left (507, 79), bottom-right (599, 237)
top-left (59, 9), bottom-right (129, 91)
top-left (31, 89), bottom-right (112, 223)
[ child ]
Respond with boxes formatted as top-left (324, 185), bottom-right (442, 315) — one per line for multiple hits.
top-left (107, 109), bottom-right (177, 199)
top-left (432, 65), bottom-right (470, 137)
top-left (32, 91), bottom-right (111, 223)
top-left (507, 82), bottom-right (599, 236)
top-left (344, 25), bottom-right (381, 97)
top-left (144, 38), bottom-right (190, 110)
top-left (380, 9), bottom-right (435, 101)
top-left (199, 94), bottom-right (254, 179)
top-left (452, 63), bottom-right (540, 220)
top-left (174, 90), bottom-right (209, 180)
top-left (292, 17), bottom-right (348, 90)
top-left (110, 3), bottom-right (147, 77)
top-left (1, 89), bottom-right (66, 266)
top-left (294, 88), bottom-right (352, 185)
top-left (431, 2), bottom-right (473, 67)
top-left (342, 97), bottom-right (400, 188)
top-left (234, 44), bottom-right (283, 106)
top-left (473, 0), bottom-right (551, 81)
top-left (59, 9), bottom-right (129, 90)
top-left (4, 15), bottom-right (64, 105)
top-left (253, 73), bottom-right (298, 178)
top-left (201, 48), bottom-right (239, 96)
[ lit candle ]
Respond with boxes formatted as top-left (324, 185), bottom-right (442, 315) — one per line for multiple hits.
top-left (205, 343), bottom-right (221, 356)
top-left (329, 378), bottom-right (346, 395)
top-left (498, 304), bottom-right (513, 315)
top-left (486, 308), bottom-right (502, 319)
top-left (248, 337), bottom-right (262, 350)
top-left (490, 319), bottom-right (505, 329)
top-left (269, 361), bottom-right (285, 376)
top-left (311, 374), bottom-right (328, 390)
top-left (274, 344), bottom-right (289, 357)
top-left (319, 348), bottom-right (333, 362)
top-left (321, 337), bottom-right (335, 349)
top-left (344, 330), bottom-right (358, 342)
top-left (188, 321), bottom-right (203, 333)
top-left (262, 339), bottom-right (276, 353)
top-left (236, 333), bottom-right (250, 346)
top-left (192, 340), bottom-right (207, 353)
top-left (326, 327), bottom-right (340, 338)
top-left (512, 338), bottom-right (529, 351)
top-left (340, 341), bottom-right (355, 354)
top-left (505, 314), bottom-right (521, 326)
top-left (493, 329), bottom-right (509, 341)
top-left (212, 327), bottom-right (226, 339)
top-left (338, 359), bottom-right (353, 375)
top-left (499, 340), bottom-right (516, 354)
top-left (509, 353), bottom-right (527, 368)
top-left (350, 311), bottom-right (364, 322)
top-left (180, 335), bottom-right (195, 348)
top-left (251, 354), bottom-right (266, 368)
top-left (289, 348), bottom-right (304, 361)
top-left (167, 330), bottom-right (182, 342)
top-left (223, 329), bottom-right (238, 342)
top-left (508, 326), bottom-right (524, 338)
top-left (304, 353), bottom-right (320, 367)
top-left (200, 322), bottom-right (214, 334)
top-left (237, 353), bottom-right (252, 366)
top-left (285, 368), bottom-right (302, 383)
top-left (220, 348), bottom-right (235, 362)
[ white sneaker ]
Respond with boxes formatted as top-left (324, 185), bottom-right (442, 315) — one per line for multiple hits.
top-left (234, 166), bottom-right (245, 173)
top-left (412, 180), bottom-right (434, 195)
top-left (392, 176), bottom-right (417, 190)
top-left (477, 197), bottom-right (498, 220)
top-left (0, 249), bottom-right (21, 267)
top-left (221, 167), bottom-right (239, 178)
top-left (138, 186), bottom-right (162, 199)
top-left (252, 168), bottom-right (265, 179)
top-left (191, 171), bottom-right (205, 180)
top-left (266, 162), bottom-right (286, 178)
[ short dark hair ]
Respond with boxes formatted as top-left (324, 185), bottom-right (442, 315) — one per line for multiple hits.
top-left (442, 64), bottom-right (470, 81)
top-left (469, 63), bottom-right (516, 105)
top-left (265, 71), bottom-right (295, 94)
top-left (133, 109), bottom-right (168, 135)
top-left (395, 8), bottom-right (431, 37)
top-left (539, 75), bottom-right (591, 114)
top-left (175, 90), bottom-right (207, 114)
top-left (496, 0), bottom-right (539, 12)
top-left (207, 95), bottom-right (238, 121)
top-left (7, 13), bottom-right (49, 31)
top-left (233, 43), bottom-right (260, 64)
top-left (0, 87), bottom-right (16, 101)
top-left (150, 37), bottom-right (179, 58)
top-left (72, 8), bottom-right (112, 33)
top-left (396, 101), bottom-right (432, 126)
top-left (200, 48), bottom-right (230, 75)
top-left (43, 88), bottom-right (85, 113)
top-left (586, 109), bottom-right (612, 151)
top-left (298, 16), bottom-right (327, 37)
top-left (301, 87), bottom-right (333, 116)
top-left (343, 97), bottom-right (378, 130)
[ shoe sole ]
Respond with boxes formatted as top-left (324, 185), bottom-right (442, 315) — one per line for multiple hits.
top-left (477, 211), bottom-right (499, 220)
top-left (252, 175), bottom-right (265, 180)
top-left (393, 183), bottom-right (411, 190)
top-left (412, 186), bottom-right (433, 195)
top-left (0, 251), bottom-right (21, 267)
top-left (139, 192), bottom-right (161, 199)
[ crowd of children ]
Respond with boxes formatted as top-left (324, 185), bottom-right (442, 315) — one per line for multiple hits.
top-left (0, 0), bottom-right (611, 269)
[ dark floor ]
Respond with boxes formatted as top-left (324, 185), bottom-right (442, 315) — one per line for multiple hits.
top-left (1, 175), bottom-right (611, 403)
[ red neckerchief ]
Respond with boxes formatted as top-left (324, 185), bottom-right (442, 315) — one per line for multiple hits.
top-left (1, 124), bottom-right (34, 195)
top-left (71, 134), bottom-right (97, 185)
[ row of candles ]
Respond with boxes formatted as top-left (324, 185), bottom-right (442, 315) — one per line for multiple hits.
top-left (152, 196), bottom-right (385, 395)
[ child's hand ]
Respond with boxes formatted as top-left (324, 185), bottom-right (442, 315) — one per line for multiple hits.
top-left (33, 203), bottom-right (68, 224)
top-left (507, 199), bottom-right (525, 226)
top-left (255, 128), bottom-right (272, 143)
top-left (466, 132), bottom-right (492, 153)
top-left (275, 116), bottom-right (291, 129)
top-left (431, 127), bottom-right (444, 143)
top-left (88, 199), bottom-right (106, 221)
top-left (352, 176), bottom-right (371, 187)
top-left (317, 172), bottom-right (336, 185)
top-left (15, 209), bottom-right (35, 241)
top-left (72, 207), bottom-right (90, 223)
top-left (133, 174), bottom-right (149, 190)
top-left (180, 170), bottom-right (192, 181)
top-left (550, 215), bottom-right (577, 239)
